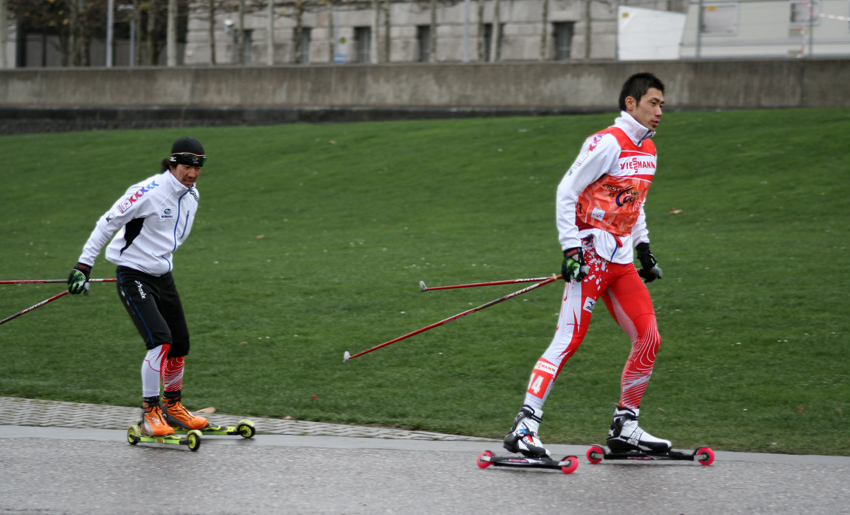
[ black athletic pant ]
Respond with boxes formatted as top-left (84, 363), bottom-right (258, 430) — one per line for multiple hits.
top-left (116, 266), bottom-right (190, 358)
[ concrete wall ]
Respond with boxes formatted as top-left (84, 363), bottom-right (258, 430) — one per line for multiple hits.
top-left (3, 60), bottom-right (849, 108)
top-left (1, 59), bottom-right (848, 132)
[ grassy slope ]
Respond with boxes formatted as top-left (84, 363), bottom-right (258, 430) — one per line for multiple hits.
top-left (0, 108), bottom-right (847, 454)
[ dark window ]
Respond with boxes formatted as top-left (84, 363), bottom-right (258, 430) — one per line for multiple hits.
top-left (300, 27), bottom-right (312, 63)
top-left (354, 26), bottom-right (371, 63)
top-left (242, 29), bottom-right (253, 64)
top-left (417, 25), bottom-right (431, 62)
top-left (553, 22), bottom-right (574, 61)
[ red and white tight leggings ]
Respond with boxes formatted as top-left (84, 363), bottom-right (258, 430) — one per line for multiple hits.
top-left (523, 241), bottom-right (661, 411)
top-left (141, 344), bottom-right (186, 399)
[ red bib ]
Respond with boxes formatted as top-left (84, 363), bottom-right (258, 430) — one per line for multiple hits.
top-left (575, 127), bottom-right (656, 236)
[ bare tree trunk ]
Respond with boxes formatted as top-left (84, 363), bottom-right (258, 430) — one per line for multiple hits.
top-left (57, 27), bottom-right (71, 66)
top-left (294, 0), bottom-right (304, 63)
top-left (82, 8), bottom-right (92, 66)
top-left (133, 0), bottom-right (141, 65)
top-left (208, 0), bottom-right (216, 65)
top-left (383, 0), bottom-right (391, 63)
top-left (476, 0), bottom-right (484, 61)
top-left (68, 0), bottom-right (79, 66)
top-left (147, 0), bottom-right (158, 65)
top-left (106, 0), bottom-right (114, 66)
top-left (167, 0), bottom-right (177, 65)
top-left (372, 0), bottom-right (380, 63)
top-left (236, 0), bottom-right (245, 64)
top-left (429, 0), bottom-right (436, 62)
top-left (327, 0), bottom-right (334, 63)
top-left (539, 0), bottom-right (548, 60)
top-left (490, 0), bottom-right (500, 61)
top-left (584, 0), bottom-right (591, 59)
top-left (266, 0), bottom-right (274, 65)
top-left (0, 0), bottom-right (6, 68)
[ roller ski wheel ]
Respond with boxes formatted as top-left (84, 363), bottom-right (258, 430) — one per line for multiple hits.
top-left (695, 446), bottom-right (715, 466)
top-left (237, 420), bottom-right (256, 438)
top-left (585, 444), bottom-right (715, 466)
top-left (172, 419), bottom-right (256, 439)
top-left (586, 445), bottom-right (604, 464)
top-left (127, 424), bottom-right (142, 445)
top-left (126, 424), bottom-right (202, 451)
top-left (477, 450), bottom-right (579, 475)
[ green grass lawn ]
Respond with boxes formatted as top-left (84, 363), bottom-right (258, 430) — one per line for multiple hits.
top-left (1, 108), bottom-right (848, 455)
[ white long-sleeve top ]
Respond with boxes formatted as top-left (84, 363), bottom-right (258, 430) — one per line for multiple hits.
top-left (78, 170), bottom-right (199, 276)
top-left (556, 112), bottom-right (656, 264)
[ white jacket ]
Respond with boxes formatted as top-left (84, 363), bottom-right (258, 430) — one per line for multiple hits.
top-left (556, 112), bottom-right (655, 265)
top-left (78, 170), bottom-right (199, 276)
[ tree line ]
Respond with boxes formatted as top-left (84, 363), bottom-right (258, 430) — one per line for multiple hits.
top-left (5, 0), bottom-right (558, 67)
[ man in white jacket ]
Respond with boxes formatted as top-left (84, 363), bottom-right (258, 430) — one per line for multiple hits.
top-left (68, 137), bottom-right (210, 437)
top-left (504, 73), bottom-right (672, 458)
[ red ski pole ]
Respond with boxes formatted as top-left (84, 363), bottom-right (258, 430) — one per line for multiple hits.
top-left (0, 279), bottom-right (117, 285)
top-left (344, 275), bottom-right (562, 362)
top-left (0, 290), bottom-right (71, 326)
top-left (419, 276), bottom-right (555, 292)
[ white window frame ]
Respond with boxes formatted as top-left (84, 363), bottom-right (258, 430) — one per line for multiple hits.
top-left (700, 3), bottom-right (739, 35)
top-left (789, 0), bottom-right (821, 28)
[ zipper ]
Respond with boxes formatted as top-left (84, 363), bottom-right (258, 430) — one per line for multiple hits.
top-left (172, 191), bottom-right (190, 252)
top-left (610, 234), bottom-right (623, 261)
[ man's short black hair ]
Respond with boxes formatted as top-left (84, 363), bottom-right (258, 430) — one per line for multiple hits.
top-left (619, 73), bottom-right (665, 111)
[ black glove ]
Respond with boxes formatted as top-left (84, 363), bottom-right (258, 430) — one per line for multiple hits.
top-left (635, 243), bottom-right (662, 284)
top-left (562, 247), bottom-right (589, 282)
top-left (68, 262), bottom-right (92, 295)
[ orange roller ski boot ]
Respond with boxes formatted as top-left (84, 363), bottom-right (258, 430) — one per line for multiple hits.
top-left (162, 394), bottom-right (209, 430)
top-left (141, 398), bottom-right (175, 436)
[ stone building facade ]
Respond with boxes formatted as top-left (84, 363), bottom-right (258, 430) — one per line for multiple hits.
top-left (183, 0), bottom-right (681, 65)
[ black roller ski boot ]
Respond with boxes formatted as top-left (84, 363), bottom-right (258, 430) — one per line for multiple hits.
top-left (503, 405), bottom-right (550, 458)
top-left (606, 406), bottom-right (672, 454)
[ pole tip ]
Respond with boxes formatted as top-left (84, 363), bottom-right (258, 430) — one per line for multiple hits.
top-left (419, 281), bottom-right (427, 292)
top-left (343, 351), bottom-right (350, 363)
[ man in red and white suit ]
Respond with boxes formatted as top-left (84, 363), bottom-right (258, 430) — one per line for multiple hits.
top-left (504, 73), bottom-right (672, 458)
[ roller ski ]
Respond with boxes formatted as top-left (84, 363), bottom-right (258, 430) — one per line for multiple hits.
top-left (478, 405), bottom-right (578, 474)
top-left (127, 399), bottom-right (202, 451)
top-left (172, 420), bottom-right (256, 438)
top-left (586, 444), bottom-right (714, 465)
top-left (163, 394), bottom-right (256, 439)
top-left (585, 406), bottom-right (714, 466)
top-left (477, 450), bottom-right (579, 474)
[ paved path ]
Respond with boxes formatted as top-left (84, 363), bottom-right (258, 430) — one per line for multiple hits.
top-left (0, 396), bottom-right (489, 441)
top-left (2, 397), bottom-right (849, 515)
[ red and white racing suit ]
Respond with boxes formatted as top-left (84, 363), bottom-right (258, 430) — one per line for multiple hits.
top-left (524, 112), bottom-right (661, 411)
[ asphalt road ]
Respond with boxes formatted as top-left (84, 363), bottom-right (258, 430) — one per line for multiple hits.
top-left (1, 425), bottom-right (849, 515)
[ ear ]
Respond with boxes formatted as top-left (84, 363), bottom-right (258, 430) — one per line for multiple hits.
top-left (625, 96), bottom-right (637, 112)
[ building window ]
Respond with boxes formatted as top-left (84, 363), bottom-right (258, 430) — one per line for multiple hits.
top-left (790, 0), bottom-right (821, 27)
top-left (482, 23), bottom-right (505, 61)
top-left (482, 24), bottom-right (493, 61)
top-left (354, 26), bottom-right (371, 63)
top-left (299, 27), bottom-right (312, 64)
top-left (700, 3), bottom-right (738, 35)
top-left (553, 22), bottom-right (574, 61)
top-left (241, 29), bottom-right (253, 64)
top-left (417, 25), bottom-right (431, 62)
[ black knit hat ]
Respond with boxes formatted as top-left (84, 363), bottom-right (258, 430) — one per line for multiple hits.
top-left (170, 137), bottom-right (206, 167)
